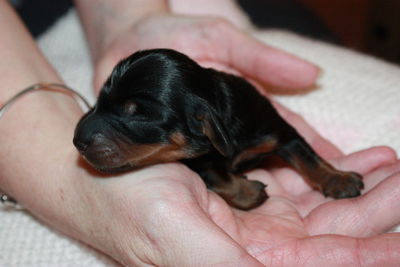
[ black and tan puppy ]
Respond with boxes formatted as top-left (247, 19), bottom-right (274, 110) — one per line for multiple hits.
top-left (73, 49), bottom-right (363, 210)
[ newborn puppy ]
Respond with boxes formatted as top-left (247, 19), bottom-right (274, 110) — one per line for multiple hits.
top-left (73, 49), bottom-right (364, 210)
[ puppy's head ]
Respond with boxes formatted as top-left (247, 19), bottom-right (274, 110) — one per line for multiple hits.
top-left (73, 49), bottom-right (234, 173)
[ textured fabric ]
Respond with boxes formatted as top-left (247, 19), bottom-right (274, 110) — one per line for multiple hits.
top-left (1, 9), bottom-right (399, 266)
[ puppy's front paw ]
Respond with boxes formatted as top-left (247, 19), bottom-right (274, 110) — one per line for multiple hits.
top-left (230, 179), bottom-right (269, 210)
top-left (322, 172), bottom-right (364, 199)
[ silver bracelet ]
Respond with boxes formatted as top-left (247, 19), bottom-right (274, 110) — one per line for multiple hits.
top-left (0, 82), bottom-right (91, 210)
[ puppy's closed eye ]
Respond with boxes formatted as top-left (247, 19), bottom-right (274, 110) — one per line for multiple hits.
top-left (123, 100), bottom-right (137, 116)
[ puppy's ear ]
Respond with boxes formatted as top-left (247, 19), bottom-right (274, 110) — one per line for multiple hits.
top-left (191, 105), bottom-right (234, 158)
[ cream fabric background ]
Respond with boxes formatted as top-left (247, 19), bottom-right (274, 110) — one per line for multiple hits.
top-left (1, 9), bottom-right (399, 266)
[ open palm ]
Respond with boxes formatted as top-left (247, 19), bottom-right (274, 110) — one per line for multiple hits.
top-left (213, 149), bottom-right (400, 266)
top-left (94, 146), bottom-right (399, 266)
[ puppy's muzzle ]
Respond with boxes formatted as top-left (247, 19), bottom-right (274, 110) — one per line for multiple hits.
top-left (73, 112), bottom-right (130, 171)
top-left (74, 132), bottom-right (122, 166)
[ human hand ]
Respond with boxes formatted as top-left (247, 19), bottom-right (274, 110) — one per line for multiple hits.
top-left (3, 93), bottom-right (397, 266)
top-left (169, 0), bottom-right (254, 30)
top-left (74, 145), bottom-right (399, 266)
top-left (3, 94), bottom-right (397, 266)
top-left (93, 13), bottom-right (320, 94)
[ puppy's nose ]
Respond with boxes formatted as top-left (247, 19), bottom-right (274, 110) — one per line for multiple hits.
top-left (73, 138), bottom-right (89, 152)
top-left (73, 133), bottom-right (110, 153)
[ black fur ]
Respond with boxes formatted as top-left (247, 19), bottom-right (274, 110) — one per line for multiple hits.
top-left (74, 49), bottom-right (363, 210)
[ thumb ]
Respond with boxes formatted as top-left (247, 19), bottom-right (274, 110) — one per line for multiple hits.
top-left (93, 47), bottom-right (127, 94)
top-left (145, 203), bottom-right (263, 266)
top-left (93, 56), bottom-right (114, 94)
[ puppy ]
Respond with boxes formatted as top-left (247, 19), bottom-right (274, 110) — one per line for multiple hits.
top-left (73, 49), bottom-right (363, 210)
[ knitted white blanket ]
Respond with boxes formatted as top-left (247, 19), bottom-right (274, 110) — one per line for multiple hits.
top-left (1, 10), bottom-right (399, 266)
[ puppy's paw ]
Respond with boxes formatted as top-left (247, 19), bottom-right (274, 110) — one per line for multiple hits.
top-left (230, 179), bottom-right (269, 210)
top-left (322, 171), bottom-right (364, 199)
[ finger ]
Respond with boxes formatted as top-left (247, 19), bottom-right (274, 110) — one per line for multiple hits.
top-left (330, 146), bottom-right (397, 175)
top-left (289, 148), bottom-right (397, 216)
top-left (305, 172), bottom-right (400, 237)
top-left (362, 161), bottom-right (400, 191)
top-left (348, 172), bottom-right (400, 236)
top-left (257, 234), bottom-right (400, 266)
top-left (197, 60), bottom-right (241, 75)
top-left (93, 53), bottom-right (117, 93)
top-left (222, 26), bottom-right (321, 90)
top-left (93, 44), bottom-right (129, 93)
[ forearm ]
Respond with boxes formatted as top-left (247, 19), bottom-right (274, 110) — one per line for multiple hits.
top-left (0, 1), bottom-right (88, 237)
top-left (0, 2), bottom-right (62, 100)
top-left (74, 0), bottom-right (168, 62)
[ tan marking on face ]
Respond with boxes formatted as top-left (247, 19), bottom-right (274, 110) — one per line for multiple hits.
top-left (121, 132), bottom-right (193, 167)
top-left (127, 143), bottom-right (188, 166)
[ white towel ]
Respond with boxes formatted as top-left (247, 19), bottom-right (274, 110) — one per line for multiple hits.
top-left (1, 9), bottom-right (399, 266)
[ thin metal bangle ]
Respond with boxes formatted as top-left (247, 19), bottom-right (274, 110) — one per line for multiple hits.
top-left (0, 82), bottom-right (91, 210)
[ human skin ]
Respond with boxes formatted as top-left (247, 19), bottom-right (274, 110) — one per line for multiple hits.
top-left (1, 1), bottom-right (400, 266)
top-left (74, 0), bottom-right (321, 93)
top-left (169, 0), bottom-right (253, 30)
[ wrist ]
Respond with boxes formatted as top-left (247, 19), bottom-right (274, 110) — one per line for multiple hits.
top-left (0, 88), bottom-right (82, 202)
top-left (0, 88), bottom-right (102, 245)
top-left (0, 88), bottom-right (131, 263)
